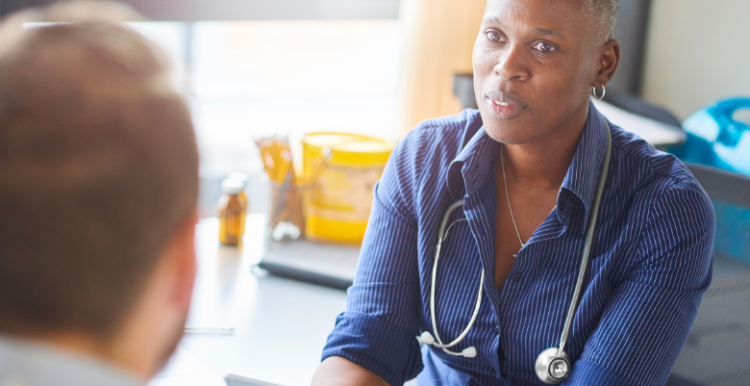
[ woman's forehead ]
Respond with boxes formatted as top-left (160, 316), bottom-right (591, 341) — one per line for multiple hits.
top-left (483, 0), bottom-right (591, 39)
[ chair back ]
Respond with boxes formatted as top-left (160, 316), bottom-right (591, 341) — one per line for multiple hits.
top-left (686, 162), bottom-right (750, 265)
top-left (667, 163), bottom-right (750, 386)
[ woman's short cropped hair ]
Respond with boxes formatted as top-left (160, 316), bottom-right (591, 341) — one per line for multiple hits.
top-left (587, 0), bottom-right (619, 42)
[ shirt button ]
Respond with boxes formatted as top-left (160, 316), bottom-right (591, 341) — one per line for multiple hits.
top-left (512, 274), bottom-right (522, 282)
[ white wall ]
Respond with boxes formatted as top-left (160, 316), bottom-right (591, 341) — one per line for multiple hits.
top-left (641, 0), bottom-right (750, 120)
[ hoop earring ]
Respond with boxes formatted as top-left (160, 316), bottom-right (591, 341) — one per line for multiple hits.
top-left (592, 85), bottom-right (606, 100)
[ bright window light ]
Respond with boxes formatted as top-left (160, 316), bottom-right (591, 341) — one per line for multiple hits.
top-left (190, 20), bottom-right (403, 178)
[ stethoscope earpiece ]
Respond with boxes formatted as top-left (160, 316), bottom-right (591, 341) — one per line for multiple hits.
top-left (419, 331), bottom-right (435, 345)
top-left (419, 330), bottom-right (478, 358)
top-left (535, 347), bottom-right (572, 384)
top-left (459, 346), bottom-right (477, 358)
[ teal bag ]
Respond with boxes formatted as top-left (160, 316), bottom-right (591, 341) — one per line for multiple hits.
top-left (670, 97), bottom-right (750, 175)
top-left (670, 98), bottom-right (750, 265)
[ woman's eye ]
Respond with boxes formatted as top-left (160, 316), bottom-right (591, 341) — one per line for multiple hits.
top-left (485, 30), bottom-right (502, 42)
top-left (533, 42), bottom-right (555, 52)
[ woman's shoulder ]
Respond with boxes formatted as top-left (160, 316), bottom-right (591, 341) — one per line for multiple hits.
top-left (608, 122), bottom-right (697, 185)
top-left (395, 109), bottom-right (483, 166)
top-left (378, 109), bottom-right (483, 220)
top-left (607, 122), bottom-right (713, 235)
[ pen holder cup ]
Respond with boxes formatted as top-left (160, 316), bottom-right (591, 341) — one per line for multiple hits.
top-left (265, 179), bottom-right (306, 243)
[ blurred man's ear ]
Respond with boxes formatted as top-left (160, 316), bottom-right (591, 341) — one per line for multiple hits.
top-left (168, 209), bottom-right (199, 310)
top-left (139, 208), bottom-right (199, 378)
top-left (87, 209), bottom-right (199, 380)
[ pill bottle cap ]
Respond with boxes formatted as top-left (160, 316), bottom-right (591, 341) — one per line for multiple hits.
top-left (221, 178), bottom-right (244, 194)
top-left (227, 172), bottom-right (249, 188)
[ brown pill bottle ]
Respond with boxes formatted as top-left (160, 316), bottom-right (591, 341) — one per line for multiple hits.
top-left (218, 178), bottom-right (247, 246)
top-left (227, 172), bottom-right (249, 237)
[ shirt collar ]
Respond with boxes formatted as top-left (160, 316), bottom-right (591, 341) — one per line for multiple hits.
top-left (445, 101), bottom-right (609, 233)
top-left (0, 334), bottom-right (144, 386)
top-left (445, 124), bottom-right (499, 201)
top-left (560, 100), bottom-right (609, 233)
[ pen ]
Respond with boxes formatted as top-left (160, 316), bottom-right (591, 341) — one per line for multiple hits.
top-left (225, 374), bottom-right (286, 386)
top-left (184, 327), bottom-right (235, 335)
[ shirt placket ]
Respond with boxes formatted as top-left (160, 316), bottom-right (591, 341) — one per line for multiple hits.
top-left (462, 178), bottom-right (575, 380)
top-left (461, 177), bottom-right (506, 378)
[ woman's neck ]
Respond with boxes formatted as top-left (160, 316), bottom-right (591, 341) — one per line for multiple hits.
top-left (500, 107), bottom-right (589, 191)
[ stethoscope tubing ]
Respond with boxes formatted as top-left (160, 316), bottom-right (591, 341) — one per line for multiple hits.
top-left (556, 123), bottom-right (612, 355)
top-left (429, 200), bottom-right (485, 351)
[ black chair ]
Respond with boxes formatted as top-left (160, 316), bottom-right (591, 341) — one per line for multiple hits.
top-left (666, 163), bottom-right (750, 386)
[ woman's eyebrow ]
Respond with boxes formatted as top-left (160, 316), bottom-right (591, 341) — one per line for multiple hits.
top-left (533, 28), bottom-right (564, 38)
top-left (481, 16), bottom-right (564, 39)
top-left (482, 16), bottom-right (502, 25)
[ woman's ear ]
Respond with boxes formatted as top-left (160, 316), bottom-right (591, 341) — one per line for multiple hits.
top-left (597, 39), bottom-right (621, 87)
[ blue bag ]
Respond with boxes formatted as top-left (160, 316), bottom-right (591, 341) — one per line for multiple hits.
top-left (670, 98), bottom-right (750, 265)
top-left (670, 97), bottom-right (750, 175)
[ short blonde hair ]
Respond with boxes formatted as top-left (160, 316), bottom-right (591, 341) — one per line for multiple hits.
top-left (0, 0), bottom-right (144, 57)
top-left (0, 22), bottom-right (198, 339)
top-left (586, 0), bottom-right (619, 42)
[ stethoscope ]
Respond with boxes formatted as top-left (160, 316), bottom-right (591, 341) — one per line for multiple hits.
top-left (419, 121), bottom-right (612, 384)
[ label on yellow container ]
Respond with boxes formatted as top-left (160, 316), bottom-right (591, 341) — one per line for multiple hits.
top-left (308, 165), bottom-right (382, 222)
top-left (302, 132), bottom-right (392, 244)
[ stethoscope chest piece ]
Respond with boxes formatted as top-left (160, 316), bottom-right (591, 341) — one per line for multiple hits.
top-left (535, 347), bottom-right (572, 384)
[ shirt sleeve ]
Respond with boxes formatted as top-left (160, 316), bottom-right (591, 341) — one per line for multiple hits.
top-left (565, 178), bottom-right (715, 386)
top-left (321, 133), bottom-right (425, 386)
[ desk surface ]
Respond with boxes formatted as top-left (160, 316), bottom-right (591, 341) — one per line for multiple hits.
top-left (178, 215), bottom-right (348, 386)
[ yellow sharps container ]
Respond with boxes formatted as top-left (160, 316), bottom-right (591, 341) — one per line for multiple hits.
top-left (302, 132), bottom-right (393, 245)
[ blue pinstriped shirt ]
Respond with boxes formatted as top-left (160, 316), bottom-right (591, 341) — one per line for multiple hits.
top-left (322, 102), bottom-right (715, 386)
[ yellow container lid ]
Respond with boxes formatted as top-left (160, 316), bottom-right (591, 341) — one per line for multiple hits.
top-left (302, 132), bottom-right (393, 167)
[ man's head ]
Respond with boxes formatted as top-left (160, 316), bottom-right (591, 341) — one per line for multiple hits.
top-left (0, 22), bottom-right (199, 378)
top-left (473, 0), bottom-right (620, 144)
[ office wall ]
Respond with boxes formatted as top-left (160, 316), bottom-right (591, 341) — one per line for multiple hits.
top-left (641, 0), bottom-right (750, 119)
top-left (607, 0), bottom-right (651, 95)
top-left (398, 0), bottom-right (486, 133)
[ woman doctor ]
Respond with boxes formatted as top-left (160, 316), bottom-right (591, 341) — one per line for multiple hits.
top-left (312, 0), bottom-right (714, 385)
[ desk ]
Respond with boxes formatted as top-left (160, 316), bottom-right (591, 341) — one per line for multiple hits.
top-left (177, 214), bottom-right (348, 386)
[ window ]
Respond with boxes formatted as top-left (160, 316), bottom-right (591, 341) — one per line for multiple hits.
top-left (131, 19), bottom-right (403, 215)
top-left (190, 20), bottom-right (403, 178)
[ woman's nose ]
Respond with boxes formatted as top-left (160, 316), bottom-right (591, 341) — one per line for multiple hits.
top-left (494, 45), bottom-right (529, 82)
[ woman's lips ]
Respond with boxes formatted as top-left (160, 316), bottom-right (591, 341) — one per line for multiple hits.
top-left (487, 98), bottom-right (527, 119)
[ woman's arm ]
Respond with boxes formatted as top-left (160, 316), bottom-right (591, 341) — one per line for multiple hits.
top-left (312, 356), bottom-right (390, 386)
top-left (313, 128), bottom-right (430, 386)
top-left (564, 180), bottom-right (715, 385)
